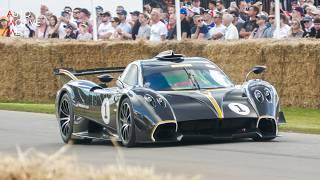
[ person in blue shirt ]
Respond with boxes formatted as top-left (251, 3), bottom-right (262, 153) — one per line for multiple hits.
top-left (191, 15), bottom-right (209, 39)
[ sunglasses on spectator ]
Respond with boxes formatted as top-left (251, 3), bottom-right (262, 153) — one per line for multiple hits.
top-left (73, 11), bottom-right (80, 14)
top-left (269, 17), bottom-right (275, 19)
top-left (197, 19), bottom-right (204, 22)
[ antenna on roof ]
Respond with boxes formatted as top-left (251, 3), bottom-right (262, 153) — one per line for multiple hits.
top-left (155, 50), bottom-right (185, 62)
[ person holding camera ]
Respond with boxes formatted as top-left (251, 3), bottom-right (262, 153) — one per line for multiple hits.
top-left (24, 12), bottom-right (36, 38)
top-left (56, 11), bottom-right (77, 39)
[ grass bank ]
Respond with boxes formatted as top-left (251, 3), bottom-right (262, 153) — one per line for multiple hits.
top-left (0, 103), bottom-right (319, 134)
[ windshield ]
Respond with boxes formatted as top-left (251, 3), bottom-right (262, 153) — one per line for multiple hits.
top-left (143, 64), bottom-right (234, 91)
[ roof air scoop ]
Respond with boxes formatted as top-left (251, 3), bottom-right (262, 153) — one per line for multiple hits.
top-left (155, 50), bottom-right (185, 62)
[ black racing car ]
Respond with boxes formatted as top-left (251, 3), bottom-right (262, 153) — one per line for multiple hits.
top-left (54, 51), bottom-right (286, 147)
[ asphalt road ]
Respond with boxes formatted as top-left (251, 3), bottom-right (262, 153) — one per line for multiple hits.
top-left (0, 110), bottom-right (319, 180)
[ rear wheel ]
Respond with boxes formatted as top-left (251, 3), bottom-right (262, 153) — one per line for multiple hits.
top-left (118, 98), bottom-right (136, 147)
top-left (58, 93), bottom-right (92, 144)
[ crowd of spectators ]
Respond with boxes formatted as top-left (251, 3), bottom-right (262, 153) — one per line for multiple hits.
top-left (0, 0), bottom-right (320, 41)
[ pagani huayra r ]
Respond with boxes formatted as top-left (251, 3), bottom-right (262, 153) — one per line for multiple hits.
top-left (54, 51), bottom-right (286, 147)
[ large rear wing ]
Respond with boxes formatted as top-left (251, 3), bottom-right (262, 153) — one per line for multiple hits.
top-left (53, 67), bottom-right (125, 85)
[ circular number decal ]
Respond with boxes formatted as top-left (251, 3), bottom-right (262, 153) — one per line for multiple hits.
top-left (101, 98), bottom-right (110, 124)
top-left (228, 103), bottom-right (250, 115)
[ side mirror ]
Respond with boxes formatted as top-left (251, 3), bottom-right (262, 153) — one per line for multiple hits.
top-left (252, 65), bottom-right (266, 74)
top-left (116, 79), bottom-right (125, 89)
top-left (97, 74), bottom-right (113, 83)
top-left (245, 65), bottom-right (267, 82)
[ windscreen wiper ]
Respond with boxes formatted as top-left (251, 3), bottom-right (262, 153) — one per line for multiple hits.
top-left (183, 68), bottom-right (200, 90)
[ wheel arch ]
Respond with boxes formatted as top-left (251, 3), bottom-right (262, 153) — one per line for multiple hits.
top-left (55, 84), bottom-right (76, 118)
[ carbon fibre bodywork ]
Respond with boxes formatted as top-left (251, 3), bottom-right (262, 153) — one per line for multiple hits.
top-left (54, 55), bottom-right (285, 144)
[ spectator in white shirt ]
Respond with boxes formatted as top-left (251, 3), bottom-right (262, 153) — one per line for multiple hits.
top-left (24, 11), bottom-right (37, 38)
top-left (273, 14), bottom-right (291, 38)
top-left (98, 12), bottom-right (113, 39)
top-left (223, 14), bottom-right (239, 40)
top-left (209, 12), bottom-right (226, 40)
top-left (150, 9), bottom-right (168, 41)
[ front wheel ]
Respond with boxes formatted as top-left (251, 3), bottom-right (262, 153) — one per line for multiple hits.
top-left (58, 93), bottom-right (92, 144)
top-left (118, 98), bottom-right (136, 147)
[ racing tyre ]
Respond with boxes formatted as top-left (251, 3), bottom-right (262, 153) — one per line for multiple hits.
top-left (58, 93), bottom-right (92, 144)
top-left (118, 98), bottom-right (136, 147)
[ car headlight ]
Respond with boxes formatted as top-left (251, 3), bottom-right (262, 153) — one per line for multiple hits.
top-left (157, 97), bottom-right (166, 107)
top-left (264, 88), bottom-right (272, 102)
top-left (254, 90), bottom-right (264, 103)
top-left (144, 94), bottom-right (156, 107)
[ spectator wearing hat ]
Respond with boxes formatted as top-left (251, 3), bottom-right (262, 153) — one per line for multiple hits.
top-left (191, 15), bottom-right (209, 39)
top-left (289, 19), bottom-right (304, 38)
top-left (77, 22), bottom-right (92, 40)
top-left (180, 8), bottom-right (192, 39)
top-left (302, 16), bottom-right (314, 37)
top-left (249, 14), bottom-right (269, 39)
top-left (64, 24), bottom-right (77, 39)
top-left (149, 9), bottom-right (168, 41)
top-left (209, 12), bottom-right (226, 40)
top-left (0, 16), bottom-right (10, 37)
top-left (130, 11), bottom-right (141, 40)
top-left (304, 17), bottom-right (320, 38)
top-left (98, 12), bottom-right (113, 39)
top-left (137, 13), bottom-right (151, 40)
top-left (223, 13), bottom-right (239, 40)
top-left (240, 5), bottom-right (259, 39)
top-left (305, 6), bottom-right (316, 17)
top-left (310, 7), bottom-right (320, 19)
top-left (116, 6), bottom-right (125, 14)
top-left (116, 9), bottom-right (132, 39)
